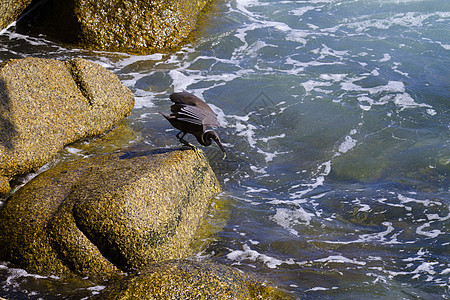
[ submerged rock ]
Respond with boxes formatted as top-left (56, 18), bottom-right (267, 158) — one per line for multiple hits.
top-left (97, 260), bottom-right (294, 299)
top-left (0, 57), bottom-right (134, 195)
top-left (0, 0), bottom-right (32, 31)
top-left (0, 147), bottom-right (221, 278)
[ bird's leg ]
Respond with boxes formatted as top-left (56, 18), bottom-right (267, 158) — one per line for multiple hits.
top-left (177, 131), bottom-right (202, 159)
top-left (176, 131), bottom-right (183, 140)
top-left (177, 131), bottom-right (193, 147)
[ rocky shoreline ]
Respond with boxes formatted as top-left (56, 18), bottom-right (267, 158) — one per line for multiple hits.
top-left (0, 1), bottom-right (293, 298)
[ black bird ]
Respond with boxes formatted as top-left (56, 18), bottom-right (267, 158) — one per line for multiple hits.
top-left (159, 91), bottom-right (226, 157)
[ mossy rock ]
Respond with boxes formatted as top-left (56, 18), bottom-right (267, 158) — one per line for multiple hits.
top-left (18, 0), bottom-right (213, 54)
top-left (97, 260), bottom-right (294, 299)
top-left (0, 0), bottom-right (32, 31)
top-left (0, 57), bottom-right (134, 195)
top-left (0, 147), bottom-right (221, 279)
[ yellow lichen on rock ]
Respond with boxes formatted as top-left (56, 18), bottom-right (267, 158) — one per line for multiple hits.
top-left (0, 57), bottom-right (134, 195)
top-left (0, 146), bottom-right (221, 279)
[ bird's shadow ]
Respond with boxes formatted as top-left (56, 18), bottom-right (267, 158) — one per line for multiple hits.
top-left (118, 146), bottom-right (192, 160)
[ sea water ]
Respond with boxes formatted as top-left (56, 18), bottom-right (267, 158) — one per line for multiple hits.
top-left (0, 0), bottom-right (449, 298)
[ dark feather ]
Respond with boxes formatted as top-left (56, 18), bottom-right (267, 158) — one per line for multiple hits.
top-left (161, 92), bottom-right (226, 156)
top-left (169, 92), bottom-right (220, 127)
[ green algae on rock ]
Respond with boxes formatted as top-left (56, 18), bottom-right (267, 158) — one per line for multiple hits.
top-left (0, 147), bottom-right (221, 279)
top-left (0, 57), bottom-right (134, 195)
top-left (96, 260), bottom-right (294, 299)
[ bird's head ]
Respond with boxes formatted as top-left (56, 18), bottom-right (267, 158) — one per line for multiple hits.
top-left (202, 131), bottom-right (226, 159)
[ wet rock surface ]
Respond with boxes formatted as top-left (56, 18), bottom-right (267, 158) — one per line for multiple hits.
top-left (17, 0), bottom-right (212, 54)
top-left (0, 0), bottom-right (32, 31)
top-left (0, 57), bottom-right (134, 195)
top-left (0, 147), bottom-right (221, 279)
top-left (76, 0), bottom-right (211, 53)
top-left (97, 260), bottom-right (294, 299)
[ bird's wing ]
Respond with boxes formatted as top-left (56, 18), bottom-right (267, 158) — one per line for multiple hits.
top-left (175, 107), bottom-right (203, 126)
top-left (173, 105), bottom-right (220, 127)
top-left (202, 111), bottom-right (220, 127)
top-left (170, 92), bottom-right (220, 127)
top-left (170, 92), bottom-right (202, 106)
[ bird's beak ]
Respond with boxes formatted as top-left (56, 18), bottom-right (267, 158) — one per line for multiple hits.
top-left (213, 136), bottom-right (226, 159)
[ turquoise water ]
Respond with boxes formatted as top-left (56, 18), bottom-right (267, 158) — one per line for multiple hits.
top-left (1, 0), bottom-right (449, 298)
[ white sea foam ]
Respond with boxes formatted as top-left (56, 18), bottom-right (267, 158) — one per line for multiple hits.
top-left (320, 221), bottom-right (404, 245)
top-left (341, 80), bottom-right (405, 94)
top-left (358, 204), bottom-right (371, 212)
top-left (337, 135), bottom-right (357, 154)
top-left (319, 73), bottom-right (347, 82)
top-left (285, 29), bottom-right (311, 45)
top-left (113, 53), bottom-right (164, 69)
top-left (440, 268), bottom-right (450, 275)
top-left (1, 262), bottom-right (60, 287)
top-left (436, 41), bottom-right (450, 50)
top-left (343, 80), bottom-right (432, 111)
top-left (315, 44), bottom-right (349, 60)
top-left (289, 161), bottom-right (331, 199)
top-left (393, 93), bottom-right (432, 111)
top-left (416, 223), bottom-right (443, 238)
top-left (227, 244), bottom-right (296, 268)
top-left (291, 6), bottom-right (316, 16)
top-left (314, 255), bottom-right (366, 266)
top-left (426, 109), bottom-right (437, 116)
top-left (379, 53), bottom-right (391, 62)
top-left (250, 165), bottom-right (267, 174)
top-left (168, 70), bottom-right (201, 92)
top-left (426, 213), bottom-right (450, 221)
top-left (398, 194), bottom-right (441, 207)
top-left (358, 222), bottom-right (397, 243)
top-left (246, 187), bottom-right (269, 193)
top-left (250, 40), bottom-right (275, 55)
top-left (257, 148), bottom-right (282, 163)
top-left (412, 262), bottom-right (438, 275)
top-left (0, 21), bottom-right (16, 35)
top-left (260, 134), bottom-right (285, 143)
top-left (301, 80), bottom-right (332, 94)
top-left (5, 31), bottom-right (54, 47)
top-left (306, 286), bottom-right (329, 291)
top-left (235, 121), bottom-right (257, 147)
top-left (403, 248), bottom-right (428, 262)
top-left (285, 57), bottom-right (341, 74)
top-left (235, 0), bottom-right (260, 14)
top-left (272, 207), bottom-right (314, 235)
top-left (343, 12), bottom-right (450, 32)
top-left (86, 285), bottom-right (106, 294)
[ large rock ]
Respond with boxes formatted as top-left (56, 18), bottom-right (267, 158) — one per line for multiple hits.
top-left (0, 147), bottom-right (221, 278)
top-left (18, 0), bottom-right (212, 54)
top-left (97, 260), bottom-right (294, 299)
top-left (0, 0), bottom-right (32, 31)
top-left (0, 57), bottom-right (134, 194)
top-left (77, 0), bottom-right (211, 53)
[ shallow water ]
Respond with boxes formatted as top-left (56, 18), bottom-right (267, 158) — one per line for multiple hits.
top-left (1, 0), bottom-right (449, 298)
